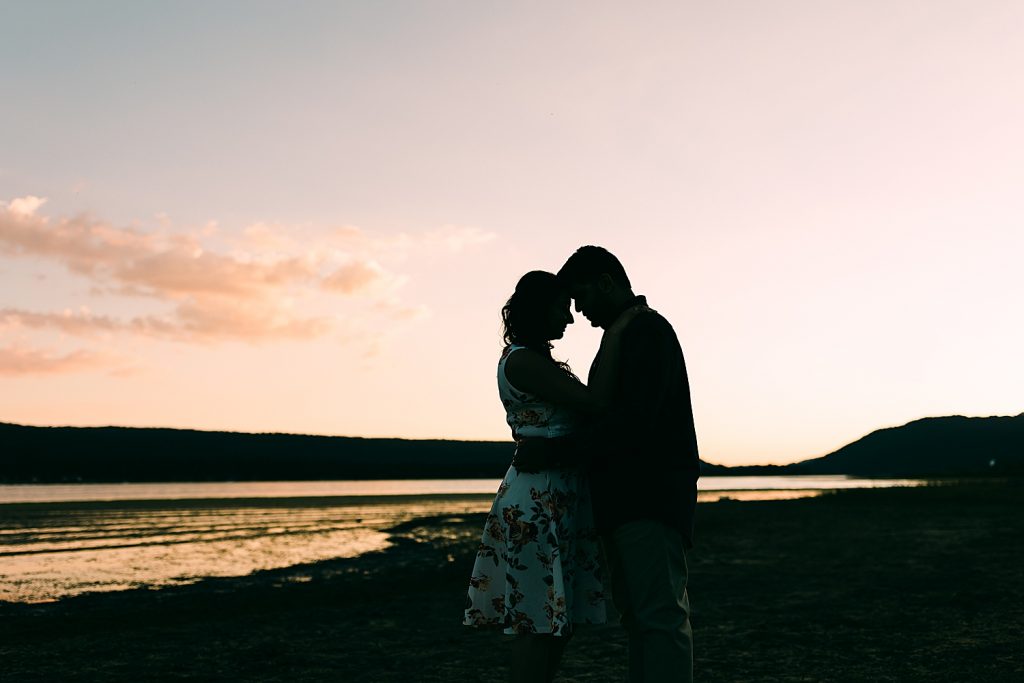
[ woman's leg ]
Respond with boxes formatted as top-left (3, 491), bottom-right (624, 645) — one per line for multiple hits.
top-left (545, 632), bottom-right (572, 683)
top-left (508, 633), bottom-right (572, 683)
top-left (509, 634), bottom-right (555, 683)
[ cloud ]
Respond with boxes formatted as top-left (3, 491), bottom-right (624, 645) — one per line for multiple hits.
top-left (0, 205), bottom-right (320, 301)
top-left (0, 199), bottom-right (368, 342)
top-left (322, 259), bottom-right (391, 294)
top-left (168, 297), bottom-right (332, 342)
top-left (0, 196), bottom-right (496, 353)
top-left (2, 195), bottom-right (47, 217)
top-left (0, 302), bottom-right (330, 344)
top-left (0, 343), bottom-right (111, 376)
top-left (0, 308), bottom-right (123, 336)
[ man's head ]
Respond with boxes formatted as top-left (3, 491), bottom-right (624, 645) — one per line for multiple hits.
top-left (556, 246), bottom-right (634, 329)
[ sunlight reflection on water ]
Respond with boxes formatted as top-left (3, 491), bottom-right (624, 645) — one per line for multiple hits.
top-left (0, 496), bottom-right (492, 603)
top-left (0, 477), bottom-right (925, 604)
top-left (0, 475), bottom-right (925, 504)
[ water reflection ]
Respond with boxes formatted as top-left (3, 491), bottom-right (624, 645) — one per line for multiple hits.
top-left (0, 476), bottom-right (926, 504)
top-left (0, 496), bottom-right (492, 603)
top-left (0, 477), bottom-right (926, 604)
top-left (698, 489), bottom-right (827, 502)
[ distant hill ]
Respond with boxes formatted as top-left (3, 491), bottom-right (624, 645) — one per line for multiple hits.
top-left (0, 423), bottom-right (514, 483)
top-left (790, 414), bottom-right (1024, 477)
top-left (700, 413), bottom-right (1024, 477)
top-left (2, 413), bottom-right (1022, 483)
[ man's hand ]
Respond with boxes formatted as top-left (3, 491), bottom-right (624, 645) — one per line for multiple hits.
top-left (512, 438), bottom-right (554, 473)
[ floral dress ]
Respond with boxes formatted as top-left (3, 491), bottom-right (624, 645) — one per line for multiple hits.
top-left (463, 345), bottom-right (606, 636)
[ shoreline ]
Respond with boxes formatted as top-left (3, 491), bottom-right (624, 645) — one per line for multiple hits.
top-left (0, 480), bottom-right (934, 604)
top-left (2, 481), bottom-right (1022, 681)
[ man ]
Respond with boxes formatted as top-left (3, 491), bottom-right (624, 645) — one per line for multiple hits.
top-left (514, 245), bottom-right (699, 683)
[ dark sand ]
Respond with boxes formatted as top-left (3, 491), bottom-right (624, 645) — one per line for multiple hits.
top-left (2, 480), bottom-right (1022, 682)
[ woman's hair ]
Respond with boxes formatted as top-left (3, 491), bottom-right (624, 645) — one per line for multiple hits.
top-left (501, 271), bottom-right (577, 378)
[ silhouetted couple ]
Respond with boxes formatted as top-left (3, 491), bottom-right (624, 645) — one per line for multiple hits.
top-left (464, 246), bottom-right (700, 682)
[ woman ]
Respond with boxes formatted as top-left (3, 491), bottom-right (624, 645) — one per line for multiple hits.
top-left (462, 270), bottom-right (642, 683)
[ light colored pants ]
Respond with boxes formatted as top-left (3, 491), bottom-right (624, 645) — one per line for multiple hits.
top-left (604, 520), bottom-right (693, 683)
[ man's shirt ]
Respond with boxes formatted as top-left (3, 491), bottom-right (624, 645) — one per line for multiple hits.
top-left (585, 295), bottom-right (700, 546)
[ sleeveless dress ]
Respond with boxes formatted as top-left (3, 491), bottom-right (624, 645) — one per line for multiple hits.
top-left (462, 345), bottom-right (606, 636)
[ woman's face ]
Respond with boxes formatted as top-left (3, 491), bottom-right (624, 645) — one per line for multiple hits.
top-left (545, 292), bottom-right (575, 341)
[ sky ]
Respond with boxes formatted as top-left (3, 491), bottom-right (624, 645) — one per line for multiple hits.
top-left (1, 1), bottom-right (1022, 466)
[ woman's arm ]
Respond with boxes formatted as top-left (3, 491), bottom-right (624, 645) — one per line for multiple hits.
top-left (503, 349), bottom-right (600, 412)
top-left (503, 305), bottom-right (646, 413)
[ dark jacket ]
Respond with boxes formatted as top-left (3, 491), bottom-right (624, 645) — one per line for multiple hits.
top-left (585, 296), bottom-right (700, 546)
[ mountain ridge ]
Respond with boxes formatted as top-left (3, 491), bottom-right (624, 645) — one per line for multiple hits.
top-left (2, 413), bottom-right (1022, 483)
top-left (786, 413), bottom-right (1024, 476)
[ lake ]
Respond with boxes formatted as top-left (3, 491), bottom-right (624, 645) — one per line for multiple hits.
top-left (0, 476), bottom-right (924, 603)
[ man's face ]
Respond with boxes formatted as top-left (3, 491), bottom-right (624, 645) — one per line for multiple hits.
top-left (569, 279), bottom-right (611, 329)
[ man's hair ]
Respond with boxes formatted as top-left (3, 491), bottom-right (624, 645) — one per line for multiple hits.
top-left (557, 245), bottom-right (631, 289)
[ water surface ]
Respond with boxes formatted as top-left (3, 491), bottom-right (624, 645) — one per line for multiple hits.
top-left (0, 475), bottom-right (924, 504)
top-left (0, 476), bottom-right (924, 603)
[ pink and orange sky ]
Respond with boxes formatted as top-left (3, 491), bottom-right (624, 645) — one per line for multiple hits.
top-left (2, 2), bottom-right (1022, 465)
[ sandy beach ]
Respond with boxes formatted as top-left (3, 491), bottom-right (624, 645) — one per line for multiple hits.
top-left (2, 479), bottom-right (1021, 682)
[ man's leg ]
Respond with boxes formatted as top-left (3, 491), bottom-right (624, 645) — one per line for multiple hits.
top-left (603, 534), bottom-right (644, 682)
top-left (608, 520), bottom-right (692, 683)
